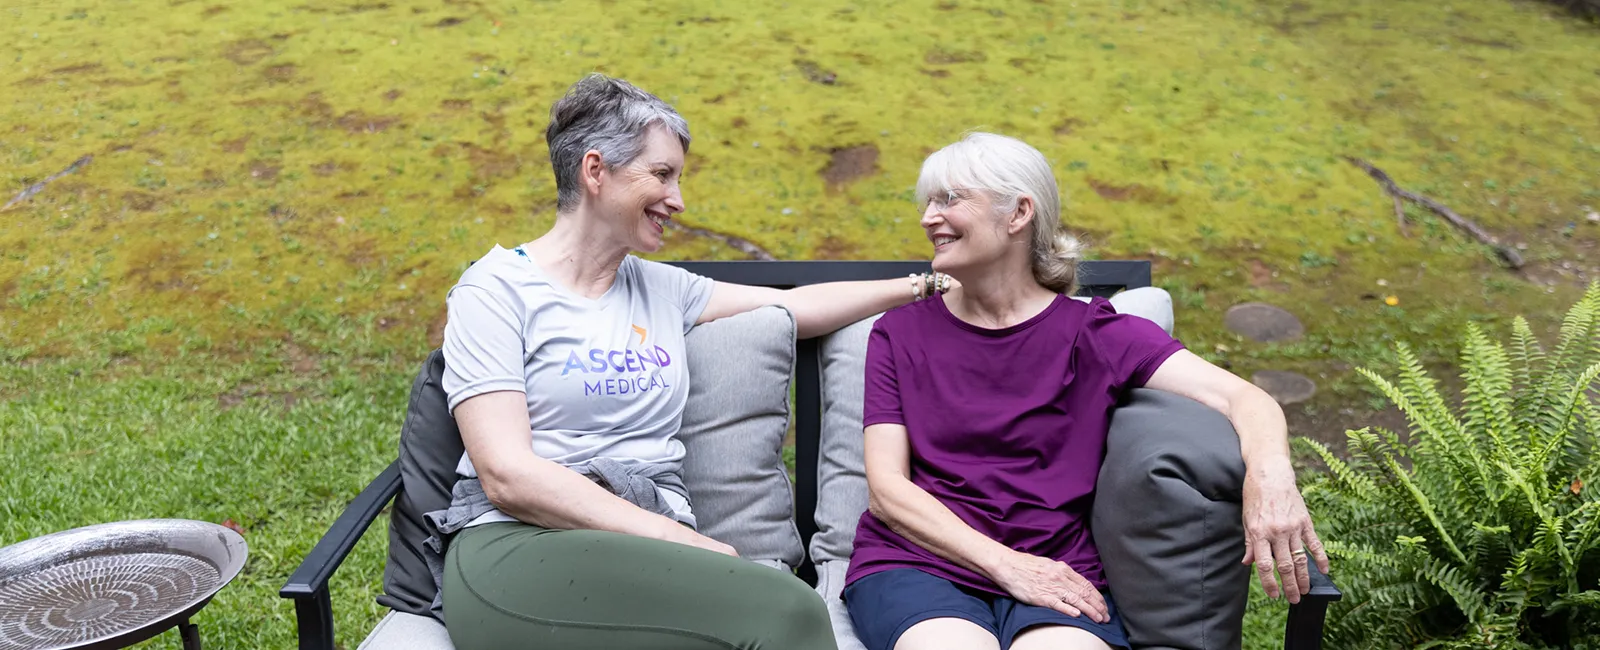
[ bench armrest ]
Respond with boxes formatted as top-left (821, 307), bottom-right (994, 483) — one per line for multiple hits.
top-left (1284, 561), bottom-right (1343, 650)
top-left (278, 460), bottom-right (402, 650)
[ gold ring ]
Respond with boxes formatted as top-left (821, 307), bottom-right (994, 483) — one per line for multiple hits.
top-left (1292, 548), bottom-right (1307, 557)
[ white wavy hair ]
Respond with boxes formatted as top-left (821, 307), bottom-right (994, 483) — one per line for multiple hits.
top-left (915, 132), bottom-right (1084, 294)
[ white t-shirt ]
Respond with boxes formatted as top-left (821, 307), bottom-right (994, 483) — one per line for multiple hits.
top-left (440, 245), bottom-right (714, 527)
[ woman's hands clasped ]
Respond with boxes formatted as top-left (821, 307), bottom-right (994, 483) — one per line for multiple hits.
top-left (989, 550), bottom-right (1110, 624)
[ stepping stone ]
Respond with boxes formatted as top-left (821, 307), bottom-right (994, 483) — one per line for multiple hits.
top-left (1252, 370), bottom-right (1317, 405)
top-left (1225, 302), bottom-right (1304, 343)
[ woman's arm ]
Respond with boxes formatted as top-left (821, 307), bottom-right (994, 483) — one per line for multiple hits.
top-left (453, 390), bottom-right (737, 556)
top-left (863, 422), bottom-right (1110, 623)
top-left (863, 423), bottom-right (1011, 575)
top-left (697, 278), bottom-right (928, 339)
top-left (1143, 349), bottom-right (1330, 603)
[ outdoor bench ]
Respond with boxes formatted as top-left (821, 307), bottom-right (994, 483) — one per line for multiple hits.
top-left (279, 259), bottom-right (1340, 650)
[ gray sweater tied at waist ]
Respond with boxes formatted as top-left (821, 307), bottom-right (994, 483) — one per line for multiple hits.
top-left (419, 457), bottom-right (691, 619)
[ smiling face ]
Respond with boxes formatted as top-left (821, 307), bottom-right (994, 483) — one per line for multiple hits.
top-left (594, 125), bottom-right (686, 253)
top-left (921, 188), bottom-right (1017, 278)
top-left (913, 133), bottom-right (1073, 290)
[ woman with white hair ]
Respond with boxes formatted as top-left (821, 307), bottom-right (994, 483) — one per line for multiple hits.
top-left (842, 133), bottom-right (1328, 650)
top-left (430, 74), bottom-right (952, 650)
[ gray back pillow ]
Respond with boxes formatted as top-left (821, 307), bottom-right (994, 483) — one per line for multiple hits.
top-left (811, 315), bottom-right (880, 568)
top-left (679, 306), bottom-right (805, 570)
top-left (1092, 388), bottom-right (1252, 650)
top-left (812, 315), bottom-right (882, 650)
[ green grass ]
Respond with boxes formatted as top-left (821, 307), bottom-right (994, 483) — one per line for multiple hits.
top-left (3, 0), bottom-right (1598, 648)
top-left (0, 344), bottom-right (407, 648)
top-left (3, 0), bottom-right (1597, 365)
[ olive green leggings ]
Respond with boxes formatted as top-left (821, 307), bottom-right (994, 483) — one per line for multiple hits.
top-left (442, 522), bottom-right (839, 650)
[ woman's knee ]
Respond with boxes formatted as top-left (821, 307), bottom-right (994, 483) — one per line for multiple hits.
top-left (896, 618), bottom-right (1000, 650)
top-left (1009, 625), bottom-right (1112, 650)
top-left (737, 568), bottom-right (835, 646)
top-left (774, 572), bottom-right (831, 622)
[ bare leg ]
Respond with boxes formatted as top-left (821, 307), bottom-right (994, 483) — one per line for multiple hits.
top-left (1010, 625), bottom-right (1112, 650)
top-left (895, 618), bottom-right (1001, 650)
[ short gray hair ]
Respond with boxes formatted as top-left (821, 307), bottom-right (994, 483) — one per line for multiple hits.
top-left (915, 132), bottom-right (1084, 294)
top-left (545, 74), bottom-right (691, 211)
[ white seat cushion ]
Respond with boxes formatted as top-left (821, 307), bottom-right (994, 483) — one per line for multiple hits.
top-left (815, 560), bottom-right (870, 650)
top-left (358, 611), bottom-right (454, 650)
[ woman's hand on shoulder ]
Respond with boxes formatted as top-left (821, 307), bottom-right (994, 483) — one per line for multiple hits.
top-left (988, 550), bottom-right (1109, 624)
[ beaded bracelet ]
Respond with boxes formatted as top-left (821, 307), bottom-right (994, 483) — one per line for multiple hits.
top-left (909, 272), bottom-right (951, 301)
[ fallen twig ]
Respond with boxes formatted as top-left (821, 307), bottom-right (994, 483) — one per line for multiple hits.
top-left (1392, 195), bottom-right (1409, 237)
top-left (2, 155), bottom-right (93, 212)
top-left (665, 219), bottom-right (776, 261)
top-left (1344, 156), bottom-right (1523, 269)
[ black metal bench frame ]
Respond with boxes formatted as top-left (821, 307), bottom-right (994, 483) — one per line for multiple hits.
top-left (278, 260), bottom-right (1340, 650)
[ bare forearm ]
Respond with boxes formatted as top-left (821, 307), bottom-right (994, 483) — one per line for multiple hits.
top-left (869, 475), bottom-right (1015, 578)
top-left (780, 279), bottom-right (914, 339)
top-left (482, 454), bottom-right (677, 538)
top-left (1227, 389), bottom-right (1294, 471)
top-left (1143, 353), bottom-right (1326, 597)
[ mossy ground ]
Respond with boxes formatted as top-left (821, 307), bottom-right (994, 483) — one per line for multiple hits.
top-left (3, 0), bottom-right (1598, 648)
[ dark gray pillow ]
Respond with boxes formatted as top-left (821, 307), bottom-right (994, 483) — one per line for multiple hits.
top-left (1092, 388), bottom-right (1252, 650)
top-left (377, 349), bottom-right (463, 619)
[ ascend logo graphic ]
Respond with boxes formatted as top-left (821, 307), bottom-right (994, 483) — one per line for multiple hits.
top-left (560, 323), bottom-right (674, 397)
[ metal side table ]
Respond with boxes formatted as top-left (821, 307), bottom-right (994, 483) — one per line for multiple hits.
top-left (0, 519), bottom-right (248, 650)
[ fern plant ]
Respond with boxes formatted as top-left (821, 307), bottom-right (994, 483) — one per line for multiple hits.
top-left (1297, 282), bottom-right (1600, 650)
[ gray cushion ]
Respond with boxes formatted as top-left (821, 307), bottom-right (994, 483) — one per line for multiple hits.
top-left (810, 315), bottom-right (880, 567)
top-left (358, 611), bottom-right (454, 650)
top-left (810, 315), bottom-right (881, 649)
top-left (1092, 388), bottom-right (1251, 650)
top-left (378, 350), bottom-right (463, 619)
top-left (679, 306), bottom-right (805, 569)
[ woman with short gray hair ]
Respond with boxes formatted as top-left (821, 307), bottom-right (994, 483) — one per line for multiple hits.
top-left (842, 133), bottom-right (1327, 650)
top-left (432, 74), bottom-right (948, 650)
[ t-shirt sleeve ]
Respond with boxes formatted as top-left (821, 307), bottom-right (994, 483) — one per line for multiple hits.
top-left (634, 258), bottom-right (714, 333)
top-left (862, 319), bottom-right (904, 428)
top-left (1082, 297), bottom-right (1186, 392)
top-left (440, 284), bottom-right (527, 414)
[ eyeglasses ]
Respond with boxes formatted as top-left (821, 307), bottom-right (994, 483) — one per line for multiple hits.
top-left (923, 188), bottom-right (982, 212)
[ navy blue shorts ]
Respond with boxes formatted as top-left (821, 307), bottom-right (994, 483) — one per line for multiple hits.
top-left (842, 568), bottom-right (1130, 650)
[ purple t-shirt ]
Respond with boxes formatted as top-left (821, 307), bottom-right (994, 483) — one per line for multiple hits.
top-left (845, 293), bottom-right (1185, 594)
